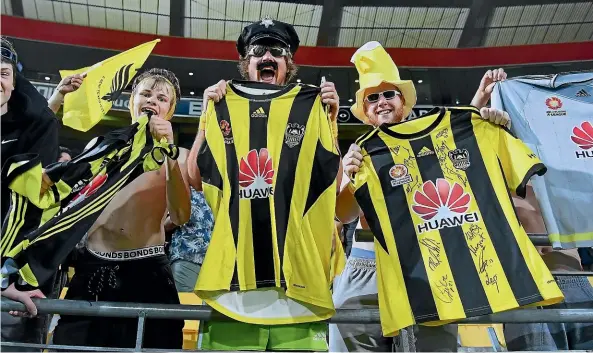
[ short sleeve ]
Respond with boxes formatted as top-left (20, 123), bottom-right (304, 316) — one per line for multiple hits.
top-left (494, 125), bottom-right (546, 198)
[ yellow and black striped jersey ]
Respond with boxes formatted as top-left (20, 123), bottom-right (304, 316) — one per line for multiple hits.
top-left (351, 106), bottom-right (564, 336)
top-left (196, 81), bottom-right (340, 324)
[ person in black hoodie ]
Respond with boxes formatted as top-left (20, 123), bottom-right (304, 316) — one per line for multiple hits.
top-left (1, 36), bottom-right (60, 351)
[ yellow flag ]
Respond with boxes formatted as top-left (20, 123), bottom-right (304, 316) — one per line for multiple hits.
top-left (60, 39), bottom-right (160, 132)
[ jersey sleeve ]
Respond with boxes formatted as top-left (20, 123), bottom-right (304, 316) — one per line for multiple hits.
top-left (491, 123), bottom-right (546, 198)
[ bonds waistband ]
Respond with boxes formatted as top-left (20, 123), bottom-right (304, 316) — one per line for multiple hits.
top-left (87, 245), bottom-right (165, 261)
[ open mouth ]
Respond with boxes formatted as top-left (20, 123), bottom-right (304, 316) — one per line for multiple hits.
top-left (141, 107), bottom-right (158, 117)
top-left (257, 61), bottom-right (278, 84)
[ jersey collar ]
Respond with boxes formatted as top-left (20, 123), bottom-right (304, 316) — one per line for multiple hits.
top-left (378, 107), bottom-right (445, 139)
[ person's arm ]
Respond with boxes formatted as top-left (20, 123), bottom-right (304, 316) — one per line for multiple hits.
top-left (165, 148), bottom-right (191, 226)
top-left (470, 68), bottom-right (507, 109)
top-left (48, 74), bottom-right (85, 115)
top-left (187, 129), bottom-right (205, 192)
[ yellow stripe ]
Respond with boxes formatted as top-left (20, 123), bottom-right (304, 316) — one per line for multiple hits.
top-left (470, 116), bottom-right (563, 306)
top-left (0, 193), bottom-right (19, 254)
top-left (268, 89), bottom-right (297, 287)
top-left (29, 171), bottom-right (132, 245)
top-left (548, 232), bottom-right (593, 244)
top-left (196, 100), bottom-right (237, 292)
top-left (1, 193), bottom-right (22, 250)
top-left (360, 142), bottom-right (415, 335)
top-left (228, 92), bottom-right (257, 288)
top-left (1, 194), bottom-right (27, 257)
top-left (432, 119), bottom-right (518, 314)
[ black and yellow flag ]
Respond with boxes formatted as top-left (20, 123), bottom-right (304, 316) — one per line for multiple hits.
top-left (60, 39), bottom-right (159, 132)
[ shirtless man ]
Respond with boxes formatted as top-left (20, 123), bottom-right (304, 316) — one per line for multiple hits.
top-left (52, 68), bottom-right (191, 350)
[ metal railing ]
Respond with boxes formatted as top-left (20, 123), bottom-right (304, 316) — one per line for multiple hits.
top-left (2, 298), bottom-right (593, 351)
top-left (3, 231), bottom-right (592, 351)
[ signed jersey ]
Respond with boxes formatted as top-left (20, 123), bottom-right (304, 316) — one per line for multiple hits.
top-left (351, 106), bottom-right (563, 336)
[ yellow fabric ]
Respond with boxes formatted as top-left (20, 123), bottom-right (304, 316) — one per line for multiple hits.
top-left (330, 226), bottom-right (346, 284)
top-left (351, 107), bottom-right (563, 336)
top-left (458, 324), bottom-right (506, 348)
top-left (349, 41), bottom-right (416, 123)
top-left (60, 39), bottom-right (159, 132)
top-left (196, 82), bottom-right (339, 324)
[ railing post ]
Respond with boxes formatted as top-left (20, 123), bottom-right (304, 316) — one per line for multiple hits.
top-left (135, 312), bottom-right (147, 351)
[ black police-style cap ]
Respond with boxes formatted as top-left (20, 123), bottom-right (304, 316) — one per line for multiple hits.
top-left (236, 17), bottom-right (300, 57)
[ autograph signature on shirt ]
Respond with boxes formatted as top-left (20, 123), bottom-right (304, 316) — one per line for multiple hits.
top-left (420, 238), bottom-right (442, 271)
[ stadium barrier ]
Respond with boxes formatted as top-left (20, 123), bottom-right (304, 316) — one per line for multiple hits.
top-left (2, 298), bottom-right (593, 352)
top-left (2, 231), bottom-right (592, 351)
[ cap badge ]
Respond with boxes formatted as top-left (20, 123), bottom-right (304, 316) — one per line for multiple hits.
top-left (260, 17), bottom-right (275, 28)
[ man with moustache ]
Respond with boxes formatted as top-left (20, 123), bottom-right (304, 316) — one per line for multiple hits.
top-left (187, 18), bottom-right (341, 352)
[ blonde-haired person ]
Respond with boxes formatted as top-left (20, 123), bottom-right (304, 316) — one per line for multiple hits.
top-left (331, 41), bottom-right (511, 352)
top-left (51, 68), bottom-right (191, 350)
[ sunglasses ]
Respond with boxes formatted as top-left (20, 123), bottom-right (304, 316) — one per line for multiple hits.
top-left (247, 45), bottom-right (290, 58)
top-left (365, 90), bottom-right (401, 103)
top-left (1, 47), bottom-right (17, 65)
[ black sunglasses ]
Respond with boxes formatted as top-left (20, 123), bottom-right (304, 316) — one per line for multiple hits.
top-left (247, 45), bottom-right (290, 58)
top-left (365, 90), bottom-right (401, 103)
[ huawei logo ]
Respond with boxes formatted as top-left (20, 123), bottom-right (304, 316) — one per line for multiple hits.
top-left (239, 148), bottom-right (274, 199)
top-left (571, 121), bottom-right (593, 150)
top-left (67, 174), bottom-right (108, 210)
top-left (412, 179), bottom-right (479, 233)
top-left (546, 97), bottom-right (562, 110)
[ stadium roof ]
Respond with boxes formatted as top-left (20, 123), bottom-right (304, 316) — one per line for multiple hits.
top-left (3, 0), bottom-right (592, 48)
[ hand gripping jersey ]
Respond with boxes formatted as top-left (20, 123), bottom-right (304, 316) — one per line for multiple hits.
top-left (492, 72), bottom-right (593, 249)
top-left (1, 115), bottom-right (177, 290)
top-left (351, 107), bottom-right (563, 336)
top-left (197, 81), bottom-right (340, 324)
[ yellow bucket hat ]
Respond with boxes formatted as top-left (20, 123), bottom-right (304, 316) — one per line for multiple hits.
top-left (350, 41), bottom-right (416, 124)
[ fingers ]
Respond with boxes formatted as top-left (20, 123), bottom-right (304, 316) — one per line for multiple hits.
top-left (9, 310), bottom-right (31, 318)
top-left (348, 144), bottom-right (362, 154)
top-left (217, 80), bottom-right (227, 91)
top-left (342, 144), bottom-right (364, 177)
top-left (485, 70), bottom-right (493, 80)
top-left (480, 107), bottom-right (511, 128)
top-left (502, 111), bottom-right (511, 128)
top-left (40, 172), bottom-right (54, 196)
top-left (150, 118), bottom-right (174, 142)
top-left (203, 84), bottom-right (226, 103)
top-left (21, 296), bottom-right (38, 317)
top-left (492, 68), bottom-right (507, 82)
top-left (320, 81), bottom-right (335, 92)
top-left (30, 289), bottom-right (46, 299)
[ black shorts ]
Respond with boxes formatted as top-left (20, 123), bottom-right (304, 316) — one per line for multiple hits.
top-left (53, 247), bottom-right (183, 349)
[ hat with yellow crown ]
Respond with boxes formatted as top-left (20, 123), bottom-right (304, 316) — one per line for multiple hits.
top-left (350, 41), bottom-right (416, 124)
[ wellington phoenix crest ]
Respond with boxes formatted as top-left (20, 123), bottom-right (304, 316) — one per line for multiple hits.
top-left (239, 148), bottom-right (274, 199)
top-left (412, 178), bottom-right (479, 233)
